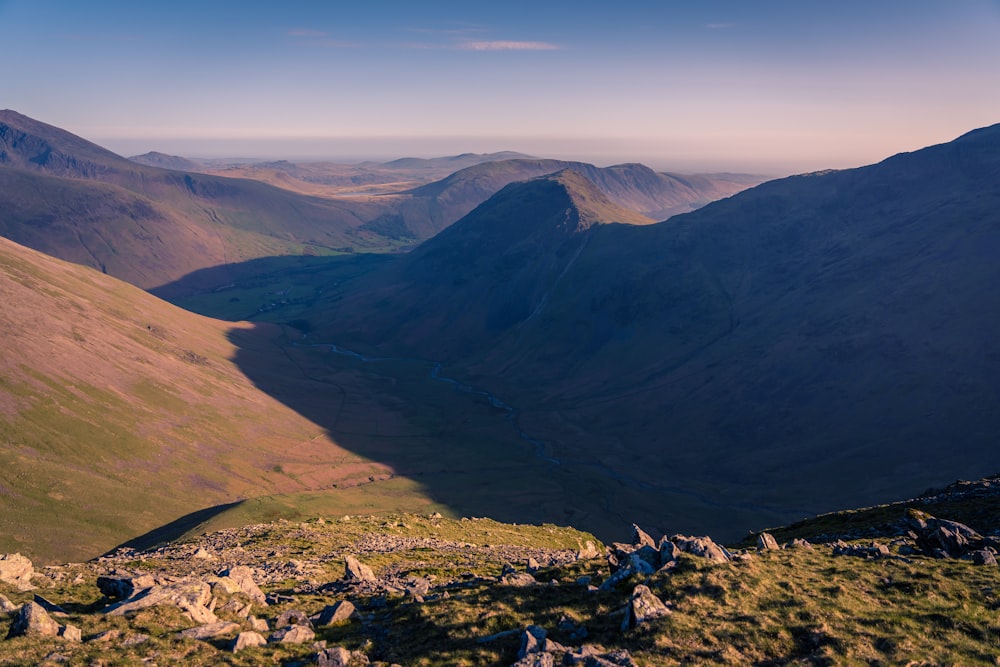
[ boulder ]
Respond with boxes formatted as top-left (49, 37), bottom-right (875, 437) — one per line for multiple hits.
top-left (231, 631), bottom-right (267, 653)
top-left (342, 555), bottom-right (377, 583)
top-left (621, 584), bottom-right (671, 631)
top-left (58, 624), bottom-right (82, 642)
top-left (276, 608), bottom-right (313, 629)
top-left (518, 625), bottom-right (547, 658)
top-left (6, 602), bottom-right (60, 638)
top-left (104, 578), bottom-right (217, 625)
top-left (576, 541), bottom-right (601, 560)
top-left (631, 524), bottom-right (656, 549)
top-left (756, 533), bottom-right (779, 551)
top-left (511, 653), bottom-right (555, 667)
top-left (315, 600), bottom-right (356, 626)
top-left (0, 554), bottom-right (35, 591)
top-left (268, 624), bottom-right (315, 644)
top-left (248, 615), bottom-right (269, 632)
top-left (657, 537), bottom-right (679, 568)
top-left (177, 621), bottom-right (240, 640)
top-left (502, 572), bottom-right (537, 587)
top-left (218, 566), bottom-right (266, 604)
top-left (0, 594), bottom-right (16, 613)
top-left (972, 550), bottom-right (998, 566)
top-left (316, 646), bottom-right (353, 667)
top-left (670, 535), bottom-right (732, 563)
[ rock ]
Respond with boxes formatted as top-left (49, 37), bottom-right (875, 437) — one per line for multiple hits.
top-left (276, 608), bottom-right (313, 628)
top-left (527, 557), bottom-right (540, 573)
top-left (789, 538), bottom-right (814, 549)
top-left (630, 546), bottom-right (660, 572)
top-left (0, 554), bottom-right (35, 591)
top-left (519, 625), bottom-right (547, 658)
top-left (832, 541), bottom-right (892, 559)
top-left (577, 541), bottom-right (601, 560)
top-left (511, 653), bottom-right (555, 667)
top-left (972, 550), bottom-right (998, 566)
top-left (0, 595), bottom-right (17, 613)
top-left (268, 624), bottom-right (316, 644)
top-left (96, 576), bottom-right (134, 600)
top-left (558, 615), bottom-right (588, 640)
top-left (249, 615), bottom-right (269, 632)
top-left (120, 633), bottom-right (150, 646)
top-left (317, 646), bottom-right (352, 666)
top-left (343, 555), bottom-right (377, 583)
top-left (58, 624), bottom-right (82, 642)
top-left (192, 547), bottom-right (215, 561)
top-left (6, 602), bottom-right (60, 638)
top-left (315, 600), bottom-right (356, 626)
top-left (757, 533), bottom-right (779, 551)
top-left (621, 584), bottom-right (671, 631)
top-left (657, 537), bottom-right (679, 569)
top-left (177, 621), bottom-right (240, 640)
top-left (670, 535), bottom-right (732, 563)
top-left (631, 524), bottom-right (656, 549)
top-left (501, 572), bottom-right (537, 587)
top-left (231, 631), bottom-right (267, 653)
top-left (89, 629), bottom-right (122, 643)
top-left (104, 578), bottom-right (217, 625)
top-left (218, 565), bottom-right (266, 604)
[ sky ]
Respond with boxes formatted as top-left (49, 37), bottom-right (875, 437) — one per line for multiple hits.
top-left (1, 0), bottom-right (999, 174)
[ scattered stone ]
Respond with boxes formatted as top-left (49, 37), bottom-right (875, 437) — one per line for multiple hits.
top-left (343, 555), bottom-right (377, 583)
top-left (192, 547), bottom-right (215, 561)
top-left (832, 541), bottom-right (893, 559)
top-left (577, 541), bottom-right (601, 560)
top-left (972, 549), bottom-right (997, 566)
top-left (89, 629), bottom-right (121, 643)
top-left (511, 653), bottom-right (555, 667)
top-left (316, 646), bottom-right (352, 667)
top-left (671, 535), bottom-right (732, 563)
top-left (104, 578), bottom-right (217, 625)
top-left (276, 608), bottom-right (313, 629)
top-left (58, 625), bottom-right (82, 643)
top-left (231, 631), bottom-right (267, 653)
top-left (6, 602), bottom-right (60, 638)
top-left (177, 621), bottom-right (240, 640)
top-left (756, 533), bottom-right (779, 551)
top-left (789, 538), bottom-right (814, 549)
top-left (315, 600), bottom-right (356, 626)
top-left (502, 572), bottom-right (537, 587)
top-left (519, 625), bottom-right (547, 658)
top-left (621, 584), bottom-right (671, 631)
top-left (268, 624), bottom-right (316, 644)
top-left (218, 565), bottom-right (267, 604)
top-left (0, 554), bottom-right (35, 591)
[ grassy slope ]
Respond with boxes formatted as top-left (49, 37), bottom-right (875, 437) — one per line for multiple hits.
top-left (0, 236), bottom-right (436, 563)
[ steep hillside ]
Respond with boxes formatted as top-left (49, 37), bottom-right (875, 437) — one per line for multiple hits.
top-left (0, 236), bottom-right (427, 563)
top-left (0, 110), bottom-right (397, 293)
top-left (302, 124), bottom-right (1000, 540)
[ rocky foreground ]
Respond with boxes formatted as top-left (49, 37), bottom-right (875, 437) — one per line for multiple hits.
top-left (1, 490), bottom-right (999, 666)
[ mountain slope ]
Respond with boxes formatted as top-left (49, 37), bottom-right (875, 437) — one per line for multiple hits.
top-left (306, 124), bottom-right (1000, 539)
top-left (0, 235), bottom-right (416, 563)
top-left (0, 110), bottom-right (397, 293)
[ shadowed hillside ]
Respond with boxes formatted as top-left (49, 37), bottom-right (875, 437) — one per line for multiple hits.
top-left (269, 124), bottom-right (1000, 541)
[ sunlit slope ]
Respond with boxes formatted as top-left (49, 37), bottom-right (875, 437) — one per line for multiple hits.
top-left (0, 236), bottom-right (400, 562)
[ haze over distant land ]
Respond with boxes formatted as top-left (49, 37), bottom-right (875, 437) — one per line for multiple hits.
top-left (2, 1), bottom-right (998, 174)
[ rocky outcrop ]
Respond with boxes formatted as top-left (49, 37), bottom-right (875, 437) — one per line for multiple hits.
top-left (0, 554), bottom-right (35, 591)
top-left (104, 578), bottom-right (217, 624)
top-left (217, 565), bottom-right (267, 604)
top-left (670, 535), bottom-right (732, 563)
top-left (757, 532), bottom-right (779, 551)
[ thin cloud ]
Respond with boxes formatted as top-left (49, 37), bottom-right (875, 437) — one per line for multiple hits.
top-left (458, 40), bottom-right (560, 51)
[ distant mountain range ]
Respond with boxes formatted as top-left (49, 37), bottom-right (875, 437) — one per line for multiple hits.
top-left (0, 110), bottom-right (760, 296)
top-left (306, 123), bottom-right (1000, 538)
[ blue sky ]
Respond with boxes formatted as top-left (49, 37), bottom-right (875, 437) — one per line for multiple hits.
top-left (2, 0), bottom-right (999, 173)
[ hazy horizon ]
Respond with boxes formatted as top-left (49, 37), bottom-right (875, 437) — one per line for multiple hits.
top-left (3, 0), bottom-right (999, 175)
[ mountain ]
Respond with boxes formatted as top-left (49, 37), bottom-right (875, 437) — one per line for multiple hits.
top-left (394, 158), bottom-right (764, 236)
top-left (128, 151), bottom-right (202, 171)
top-left (304, 124), bottom-right (1000, 539)
top-left (0, 234), bottom-right (429, 563)
top-left (0, 110), bottom-right (397, 294)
